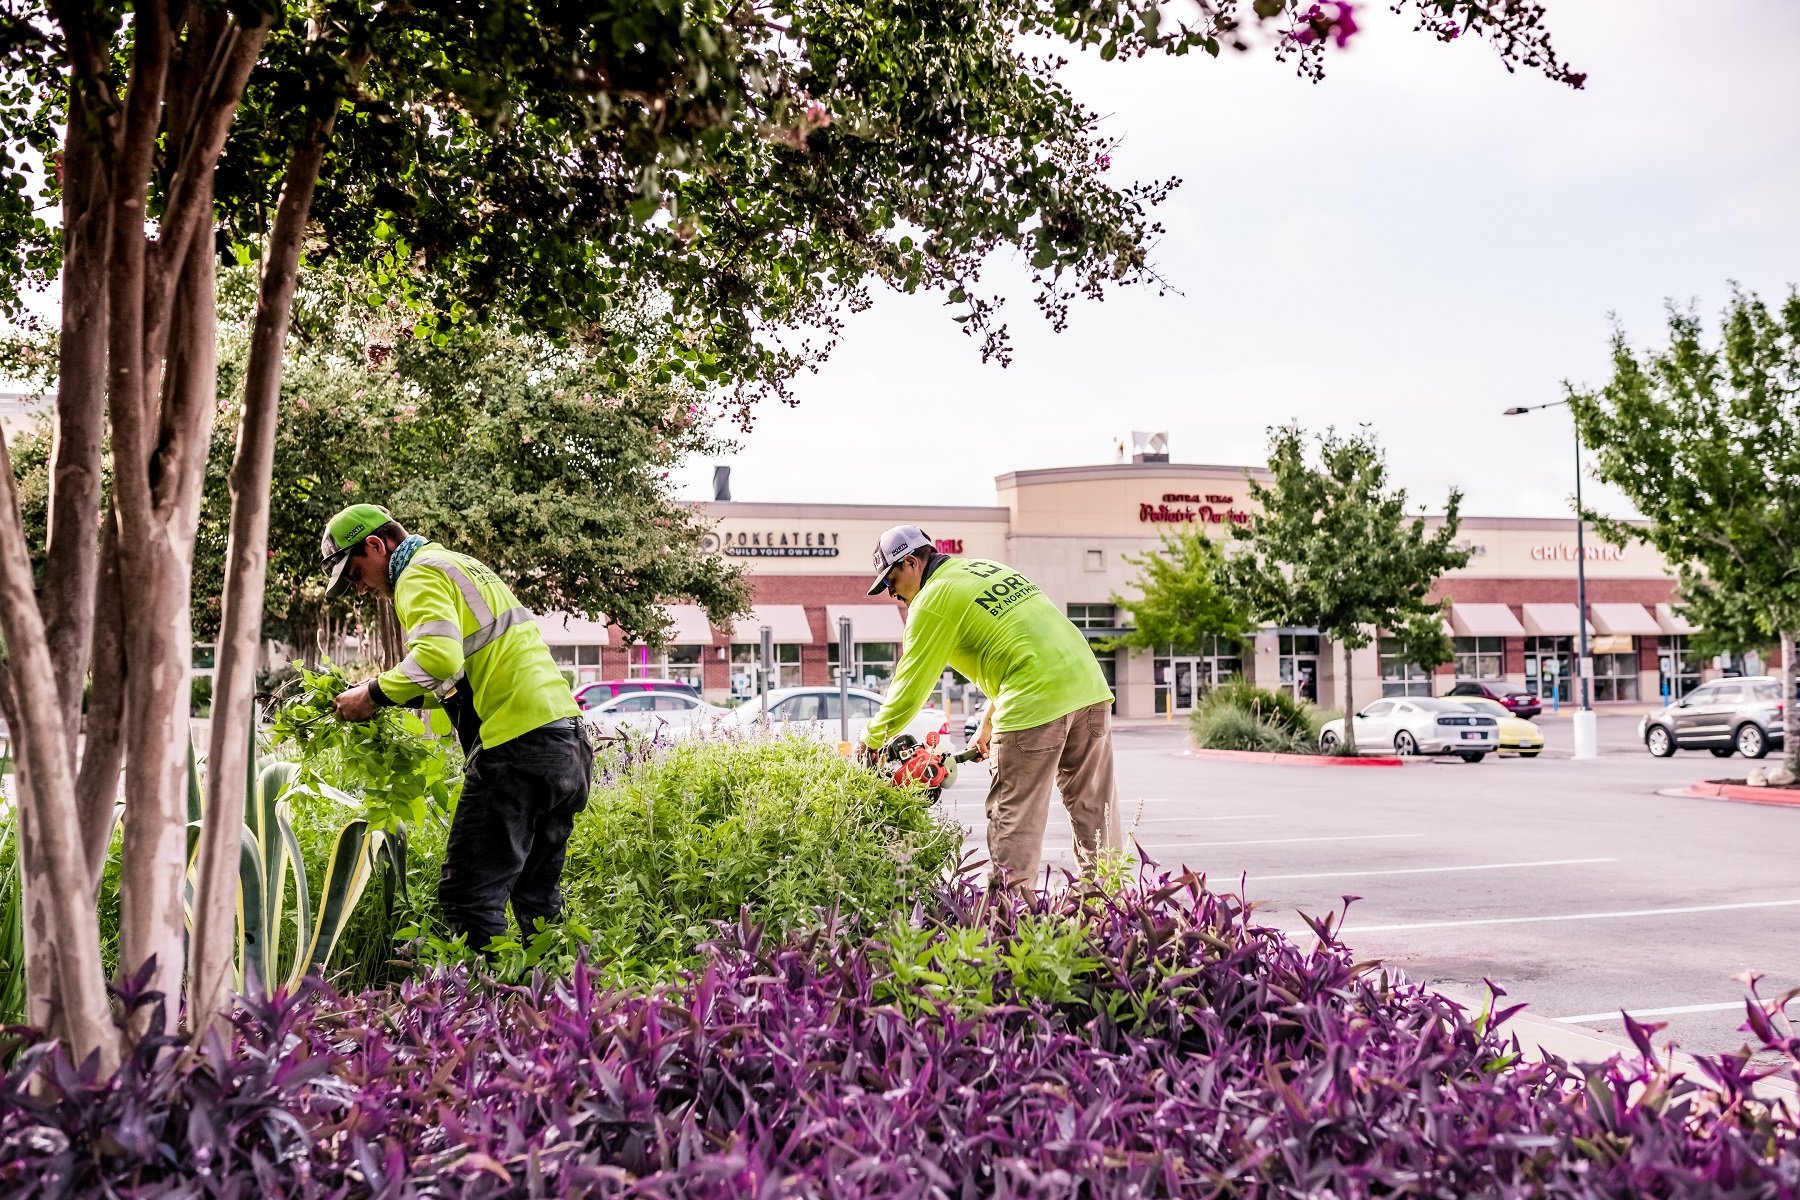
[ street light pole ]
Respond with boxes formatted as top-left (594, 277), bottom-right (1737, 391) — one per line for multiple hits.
top-left (1504, 399), bottom-right (1598, 760)
top-left (1572, 421), bottom-right (1592, 713)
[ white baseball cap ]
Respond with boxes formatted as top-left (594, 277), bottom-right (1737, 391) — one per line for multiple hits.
top-left (866, 524), bottom-right (934, 595)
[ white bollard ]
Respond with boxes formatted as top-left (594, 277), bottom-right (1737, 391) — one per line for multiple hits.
top-left (1572, 709), bottom-right (1599, 760)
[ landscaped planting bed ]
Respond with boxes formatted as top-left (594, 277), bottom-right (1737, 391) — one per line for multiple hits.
top-left (6, 737), bottom-right (1800, 1196)
top-left (7, 868), bottom-right (1800, 1196)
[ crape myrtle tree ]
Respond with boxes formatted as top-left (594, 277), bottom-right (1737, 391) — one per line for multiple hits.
top-left (1101, 526), bottom-right (1252, 657)
top-left (1220, 424), bottom-right (1471, 753)
top-left (4, 280), bottom-right (752, 662)
top-left (1567, 288), bottom-right (1800, 780)
top-left (0, 0), bottom-right (1582, 1067)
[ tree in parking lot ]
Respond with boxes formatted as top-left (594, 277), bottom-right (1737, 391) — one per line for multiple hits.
top-left (1219, 424), bottom-right (1471, 753)
top-left (1566, 287), bottom-right (1800, 779)
top-left (1103, 527), bottom-right (1253, 658)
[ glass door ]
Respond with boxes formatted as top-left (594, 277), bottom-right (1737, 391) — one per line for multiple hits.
top-left (1524, 637), bottom-right (1573, 705)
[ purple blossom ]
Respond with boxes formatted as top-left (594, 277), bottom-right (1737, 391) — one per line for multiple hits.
top-left (1291, 0), bottom-right (1360, 48)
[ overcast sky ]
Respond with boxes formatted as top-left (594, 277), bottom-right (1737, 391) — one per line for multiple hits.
top-left (676, 0), bottom-right (1800, 522)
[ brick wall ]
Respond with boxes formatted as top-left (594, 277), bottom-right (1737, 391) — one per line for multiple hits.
top-left (1429, 578), bottom-right (1679, 606)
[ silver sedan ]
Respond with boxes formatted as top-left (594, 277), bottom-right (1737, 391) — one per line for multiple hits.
top-left (1319, 696), bottom-right (1499, 762)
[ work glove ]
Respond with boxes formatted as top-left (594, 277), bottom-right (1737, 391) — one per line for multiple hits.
top-left (855, 740), bottom-right (882, 769)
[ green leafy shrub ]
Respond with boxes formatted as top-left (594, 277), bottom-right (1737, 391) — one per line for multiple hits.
top-left (270, 660), bottom-right (459, 831)
top-left (1190, 679), bottom-right (1330, 753)
top-left (1191, 704), bottom-right (1305, 753)
top-left (546, 736), bottom-right (961, 985)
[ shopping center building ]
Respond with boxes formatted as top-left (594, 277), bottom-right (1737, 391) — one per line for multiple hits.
top-left (540, 452), bottom-right (1725, 717)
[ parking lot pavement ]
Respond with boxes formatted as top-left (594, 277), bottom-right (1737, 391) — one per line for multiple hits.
top-left (941, 719), bottom-right (1799, 1059)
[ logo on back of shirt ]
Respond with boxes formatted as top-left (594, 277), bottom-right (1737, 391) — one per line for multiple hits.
top-left (959, 560), bottom-right (1041, 617)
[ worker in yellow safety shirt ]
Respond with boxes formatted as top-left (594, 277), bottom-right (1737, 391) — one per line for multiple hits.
top-left (859, 524), bottom-right (1120, 892)
top-left (319, 503), bottom-right (591, 951)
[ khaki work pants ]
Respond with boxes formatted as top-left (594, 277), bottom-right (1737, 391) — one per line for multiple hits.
top-left (985, 700), bottom-right (1121, 891)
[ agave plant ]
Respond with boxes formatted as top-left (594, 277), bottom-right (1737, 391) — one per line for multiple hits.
top-left (182, 735), bottom-right (403, 994)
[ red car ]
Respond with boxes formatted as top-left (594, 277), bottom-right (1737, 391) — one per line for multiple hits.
top-left (1444, 679), bottom-right (1542, 719)
top-left (574, 678), bottom-right (701, 710)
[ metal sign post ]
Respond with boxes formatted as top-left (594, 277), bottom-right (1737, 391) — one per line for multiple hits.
top-left (759, 625), bottom-right (773, 719)
top-left (837, 616), bottom-right (853, 744)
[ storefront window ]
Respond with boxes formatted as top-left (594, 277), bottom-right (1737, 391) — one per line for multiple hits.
top-left (1066, 603), bottom-right (1116, 629)
top-left (1592, 650), bottom-right (1639, 702)
top-left (731, 643), bottom-right (802, 692)
top-left (1154, 637), bottom-right (1242, 713)
top-left (1276, 633), bottom-right (1321, 704)
top-left (550, 643), bottom-right (605, 687)
top-left (827, 641), bottom-right (900, 690)
top-left (625, 644), bottom-right (704, 689)
top-left (1659, 635), bottom-right (1705, 699)
top-left (1453, 636), bottom-right (1504, 680)
top-left (1379, 643), bottom-right (1434, 697)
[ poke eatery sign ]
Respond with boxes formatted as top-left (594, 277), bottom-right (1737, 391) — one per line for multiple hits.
top-left (1139, 493), bottom-right (1251, 526)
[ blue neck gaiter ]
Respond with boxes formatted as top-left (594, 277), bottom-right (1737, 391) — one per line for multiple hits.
top-left (387, 534), bottom-right (428, 588)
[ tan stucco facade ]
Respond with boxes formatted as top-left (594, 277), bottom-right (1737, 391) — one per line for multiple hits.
top-left (548, 459), bottom-right (1709, 717)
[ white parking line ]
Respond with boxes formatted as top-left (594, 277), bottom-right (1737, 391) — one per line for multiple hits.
top-left (961, 812), bottom-right (1279, 831)
top-left (1556, 1001), bottom-right (1747, 1024)
top-left (1347, 898), bottom-right (1800, 934)
top-left (1254, 857), bottom-right (1614, 882)
top-left (1128, 813), bottom-right (1280, 824)
top-left (1153, 833), bottom-right (1424, 850)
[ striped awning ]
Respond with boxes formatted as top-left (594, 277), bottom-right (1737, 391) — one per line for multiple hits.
top-left (1655, 603), bottom-right (1698, 635)
top-left (1521, 603), bottom-right (1593, 638)
top-left (825, 604), bottom-right (906, 643)
top-left (1589, 603), bottom-right (1661, 637)
top-left (662, 604), bottom-right (718, 644)
top-left (1448, 603), bottom-right (1526, 638)
top-left (730, 604), bottom-right (815, 644)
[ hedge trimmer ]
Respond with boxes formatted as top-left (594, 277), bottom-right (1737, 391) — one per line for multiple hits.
top-left (872, 732), bottom-right (984, 802)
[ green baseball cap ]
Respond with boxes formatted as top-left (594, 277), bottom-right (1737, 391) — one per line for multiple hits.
top-left (319, 503), bottom-right (393, 597)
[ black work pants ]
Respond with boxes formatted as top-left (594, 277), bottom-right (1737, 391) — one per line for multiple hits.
top-left (439, 717), bottom-right (593, 950)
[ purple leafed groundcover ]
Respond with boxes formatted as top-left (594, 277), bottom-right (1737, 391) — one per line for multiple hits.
top-left (5, 872), bottom-right (1800, 1198)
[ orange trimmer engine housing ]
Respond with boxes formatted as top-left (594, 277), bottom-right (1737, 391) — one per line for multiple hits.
top-left (878, 732), bottom-right (981, 801)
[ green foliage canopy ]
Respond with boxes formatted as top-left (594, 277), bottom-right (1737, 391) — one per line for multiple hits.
top-left (1221, 424), bottom-right (1468, 747)
top-left (1567, 288), bottom-right (1800, 656)
top-left (0, 1), bottom-right (1587, 407)
top-left (1102, 527), bottom-right (1251, 653)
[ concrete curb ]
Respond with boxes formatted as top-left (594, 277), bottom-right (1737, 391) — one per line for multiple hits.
top-left (1183, 746), bottom-right (1414, 768)
top-left (1683, 780), bottom-right (1800, 807)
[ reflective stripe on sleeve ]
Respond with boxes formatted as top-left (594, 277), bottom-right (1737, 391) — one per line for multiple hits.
top-left (463, 606), bottom-right (536, 656)
top-left (399, 653), bottom-right (458, 698)
top-left (408, 619), bottom-right (462, 642)
top-left (413, 556), bottom-right (495, 627)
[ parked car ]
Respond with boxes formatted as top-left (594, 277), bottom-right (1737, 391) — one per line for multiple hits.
top-left (581, 690), bottom-right (730, 741)
top-left (1638, 675), bottom-right (1786, 759)
top-left (712, 686), bottom-right (950, 746)
top-left (1443, 679), bottom-right (1542, 720)
top-left (1451, 697), bottom-right (1544, 758)
top-left (1319, 697), bottom-right (1499, 762)
top-left (574, 677), bottom-right (701, 709)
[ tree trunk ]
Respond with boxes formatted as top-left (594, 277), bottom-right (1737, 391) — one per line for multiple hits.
top-left (40, 91), bottom-right (114, 755)
top-left (0, 432), bottom-right (117, 1071)
top-left (1341, 641), bottom-right (1357, 754)
top-left (1783, 630), bottom-right (1798, 781)
top-left (75, 516), bottom-right (128, 892)
top-left (192, 127), bottom-right (334, 1037)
